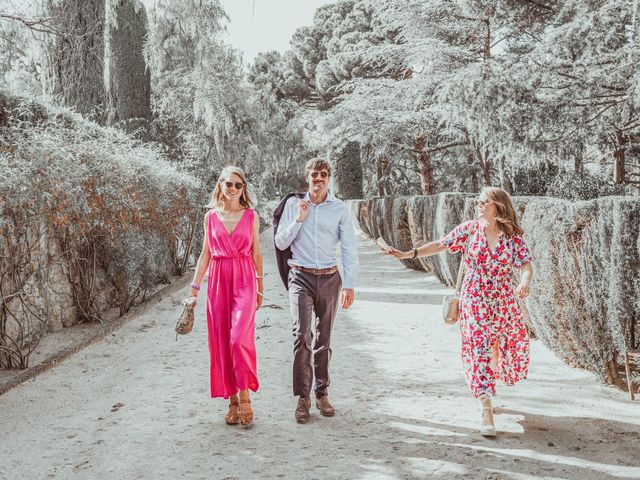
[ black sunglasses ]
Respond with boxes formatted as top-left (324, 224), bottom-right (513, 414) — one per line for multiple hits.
top-left (310, 171), bottom-right (329, 179)
top-left (475, 198), bottom-right (492, 206)
top-left (223, 181), bottom-right (244, 190)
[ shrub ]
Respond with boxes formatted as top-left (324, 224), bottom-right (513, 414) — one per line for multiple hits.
top-left (0, 95), bottom-right (203, 367)
top-left (545, 172), bottom-right (625, 200)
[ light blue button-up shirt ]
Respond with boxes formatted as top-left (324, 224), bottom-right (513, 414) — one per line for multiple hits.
top-left (275, 192), bottom-right (359, 289)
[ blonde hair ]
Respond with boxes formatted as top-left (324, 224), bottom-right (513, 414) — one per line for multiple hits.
top-left (210, 166), bottom-right (253, 209)
top-left (482, 186), bottom-right (523, 237)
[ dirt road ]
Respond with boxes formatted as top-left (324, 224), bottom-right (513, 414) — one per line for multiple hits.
top-left (1, 230), bottom-right (639, 480)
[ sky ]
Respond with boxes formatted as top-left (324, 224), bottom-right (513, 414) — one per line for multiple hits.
top-left (218, 0), bottom-right (334, 64)
top-left (140, 0), bottom-right (335, 65)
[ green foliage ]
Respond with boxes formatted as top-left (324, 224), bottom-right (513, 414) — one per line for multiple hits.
top-left (47, 0), bottom-right (108, 121)
top-left (331, 141), bottom-right (363, 199)
top-left (145, 0), bottom-right (243, 174)
top-left (512, 162), bottom-right (626, 200)
top-left (545, 172), bottom-right (626, 201)
top-left (280, 0), bottom-right (640, 198)
top-left (512, 163), bottom-right (562, 197)
top-left (0, 1), bottom-right (49, 97)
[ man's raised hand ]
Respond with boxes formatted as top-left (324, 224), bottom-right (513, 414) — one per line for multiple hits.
top-left (296, 200), bottom-right (310, 222)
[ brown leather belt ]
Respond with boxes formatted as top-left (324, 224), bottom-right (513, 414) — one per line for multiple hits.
top-left (291, 265), bottom-right (338, 276)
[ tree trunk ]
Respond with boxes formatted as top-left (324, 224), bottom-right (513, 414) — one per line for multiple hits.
top-left (483, 17), bottom-right (491, 60)
top-left (574, 153), bottom-right (584, 176)
top-left (614, 132), bottom-right (626, 184)
top-left (476, 146), bottom-right (492, 186)
top-left (466, 153), bottom-right (479, 192)
top-left (376, 157), bottom-right (385, 196)
top-left (498, 156), bottom-right (511, 193)
top-left (414, 134), bottom-right (436, 195)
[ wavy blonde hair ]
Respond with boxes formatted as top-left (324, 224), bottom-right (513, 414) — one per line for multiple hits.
top-left (210, 166), bottom-right (253, 209)
top-left (482, 186), bottom-right (523, 237)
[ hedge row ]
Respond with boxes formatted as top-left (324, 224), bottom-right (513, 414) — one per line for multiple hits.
top-left (0, 92), bottom-right (202, 368)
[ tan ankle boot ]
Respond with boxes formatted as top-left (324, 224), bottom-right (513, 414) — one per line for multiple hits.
top-left (295, 396), bottom-right (311, 424)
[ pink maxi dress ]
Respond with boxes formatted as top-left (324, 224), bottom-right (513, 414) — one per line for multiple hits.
top-left (206, 208), bottom-right (259, 398)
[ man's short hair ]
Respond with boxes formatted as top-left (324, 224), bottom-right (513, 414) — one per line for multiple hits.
top-left (304, 158), bottom-right (331, 177)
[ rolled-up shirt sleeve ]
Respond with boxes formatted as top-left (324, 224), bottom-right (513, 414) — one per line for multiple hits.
top-left (275, 197), bottom-right (303, 250)
top-left (339, 206), bottom-right (359, 289)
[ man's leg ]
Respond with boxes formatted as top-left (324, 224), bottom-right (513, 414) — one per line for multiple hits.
top-left (312, 272), bottom-right (342, 403)
top-left (289, 269), bottom-right (315, 398)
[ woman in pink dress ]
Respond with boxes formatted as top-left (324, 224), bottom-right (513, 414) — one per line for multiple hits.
top-left (382, 187), bottom-right (533, 437)
top-left (189, 166), bottom-right (263, 426)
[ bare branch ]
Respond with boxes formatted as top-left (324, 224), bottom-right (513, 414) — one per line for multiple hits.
top-left (428, 141), bottom-right (468, 154)
top-left (0, 12), bottom-right (61, 37)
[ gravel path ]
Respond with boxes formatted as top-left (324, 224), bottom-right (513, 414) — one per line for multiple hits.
top-left (1, 230), bottom-right (639, 480)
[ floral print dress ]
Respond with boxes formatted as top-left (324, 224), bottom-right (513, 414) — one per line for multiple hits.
top-left (442, 219), bottom-right (533, 398)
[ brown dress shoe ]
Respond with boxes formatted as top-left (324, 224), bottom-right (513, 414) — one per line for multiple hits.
top-left (315, 396), bottom-right (335, 417)
top-left (295, 396), bottom-right (311, 424)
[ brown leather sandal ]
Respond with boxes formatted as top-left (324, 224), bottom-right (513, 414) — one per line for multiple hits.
top-left (224, 399), bottom-right (240, 425)
top-left (239, 399), bottom-right (253, 426)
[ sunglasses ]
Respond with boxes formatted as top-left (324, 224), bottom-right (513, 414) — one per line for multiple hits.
top-left (310, 171), bottom-right (329, 179)
top-left (223, 181), bottom-right (244, 190)
top-left (475, 198), bottom-right (492, 206)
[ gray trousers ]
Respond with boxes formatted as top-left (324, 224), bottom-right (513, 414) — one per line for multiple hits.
top-left (288, 269), bottom-right (342, 399)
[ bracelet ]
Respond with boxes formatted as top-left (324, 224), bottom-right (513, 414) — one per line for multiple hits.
top-left (256, 275), bottom-right (264, 279)
top-left (257, 292), bottom-right (264, 297)
top-left (190, 282), bottom-right (201, 291)
top-left (411, 248), bottom-right (418, 259)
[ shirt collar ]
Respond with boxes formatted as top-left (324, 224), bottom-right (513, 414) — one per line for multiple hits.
top-left (303, 192), bottom-right (335, 204)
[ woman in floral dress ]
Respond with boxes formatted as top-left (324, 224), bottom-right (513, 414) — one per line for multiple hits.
top-left (382, 187), bottom-right (533, 437)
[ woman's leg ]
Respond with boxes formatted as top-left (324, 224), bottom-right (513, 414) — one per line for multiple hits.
top-left (238, 389), bottom-right (253, 426)
top-left (225, 392), bottom-right (240, 425)
top-left (478, 393), bottom-right (496, 437)
top-left (461, 301), bottom-right (498, 435)
top-left (229, 274), bottom-right (259, 393)
top-left (490, 341), bottom-right (500, 379)
top-left (460, 301), bottom-right (497, 398)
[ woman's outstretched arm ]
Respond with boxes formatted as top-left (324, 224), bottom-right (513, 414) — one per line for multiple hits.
top-left (382, 240), bottom-right (448, 260)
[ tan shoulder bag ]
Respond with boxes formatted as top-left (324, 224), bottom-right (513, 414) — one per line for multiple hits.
top-left (442, 237), bottom-right (469, 325)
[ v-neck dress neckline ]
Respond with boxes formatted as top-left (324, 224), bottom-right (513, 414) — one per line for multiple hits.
top-left (215, 209), bottom-right (248, 237)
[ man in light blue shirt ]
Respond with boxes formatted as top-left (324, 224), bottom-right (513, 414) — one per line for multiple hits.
top-left (275, 158), bottom-right (359, 423)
